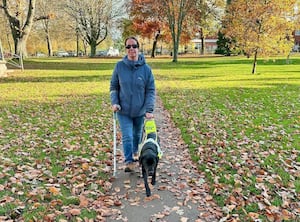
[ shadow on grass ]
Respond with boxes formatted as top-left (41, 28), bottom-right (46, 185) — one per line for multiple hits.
top-left (0, 74), bottom-right (111, 83)
top-left (156, 75), bottom-right (220, 81)
top-left (9, 57), bottom-right (300, 72)
top-left (158, 82), bottom-right (300, 93)
top-left (0, 92), bottom-right (110, 108)
top-left (19, 60), bottom-right (116, 71)
top-left (149, 57), bottom-right (300, 69)
top-left (216, 77), bottom-right (300, 82)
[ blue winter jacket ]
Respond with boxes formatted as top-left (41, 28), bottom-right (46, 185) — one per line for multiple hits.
top-left (110, 54), bottom-right (156, 118)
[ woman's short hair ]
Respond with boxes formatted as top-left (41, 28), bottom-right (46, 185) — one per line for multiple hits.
top-left (125, 36), bottom-right (140, 48)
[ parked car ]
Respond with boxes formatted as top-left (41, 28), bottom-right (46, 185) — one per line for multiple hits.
top-left (36, 52), bottom-right (46, 57)
top-left (96, 50), bottom-right (107, 57)
top-left (107, 47), bottom-right (119, 57)
top-left (56, 51), bottom-right (69, 57)
top-left (67, 51), bottom-right (77, 57)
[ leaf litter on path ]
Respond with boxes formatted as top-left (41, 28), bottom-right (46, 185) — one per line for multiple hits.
top-left (106, 98), bottom-right (223, 222)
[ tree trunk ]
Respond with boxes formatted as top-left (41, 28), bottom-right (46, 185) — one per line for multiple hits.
top-left (200, 28), bottom-right (204, 55)
top-left (172, 39), bottom-right (178, 63)
top-left (16, 38), bottom-right (28, 58)
top-left (76, 31), bottom-right (80, 57)
top-left (162, 0), bottom-right (191, 63)
top-left (200, 37), bottom-right (205, 55)
top-left (151, 30), bottom-right (160, 58)
top-left (169, 21), bottom-right (177, 62)
top-left (252, 51), bottom-right (258, 74)
top-left (83, 40), bottom-right (88, 56)
top-left (46, 32), bottom-right (52, 56)
top-left (90, 41), bottom-right (97, 57)
top-left (151, 40), bottom-right (158, 58)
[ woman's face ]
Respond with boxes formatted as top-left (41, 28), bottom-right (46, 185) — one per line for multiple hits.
top-left (125, 38), bottom-right (139, 61)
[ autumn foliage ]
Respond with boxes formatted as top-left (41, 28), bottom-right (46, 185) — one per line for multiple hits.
top-left (128, 0), bottom-right (198, 60)
top-left (222, 0), bottom-right (299, 73)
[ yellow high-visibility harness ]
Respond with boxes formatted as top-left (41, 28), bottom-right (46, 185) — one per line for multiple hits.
top-left (139, 119), bottom-right (163, 159)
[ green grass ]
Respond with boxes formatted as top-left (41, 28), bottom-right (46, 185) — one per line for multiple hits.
top-left (0, 55), bottom-right (299, 221)
top-left (0, 58), bottom-right (114, 221)
top-left (155, 56), bottom-right (300, 221)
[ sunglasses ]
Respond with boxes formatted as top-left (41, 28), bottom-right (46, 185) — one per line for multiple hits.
top-left (125, 44), bottom-right (138, 49)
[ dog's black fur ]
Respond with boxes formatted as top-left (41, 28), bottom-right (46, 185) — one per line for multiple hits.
top-left (139, 133), bottom-right (160, 197)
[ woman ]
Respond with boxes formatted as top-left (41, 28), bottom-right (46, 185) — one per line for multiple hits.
top-left (110, 36), bottom-right (156, 172)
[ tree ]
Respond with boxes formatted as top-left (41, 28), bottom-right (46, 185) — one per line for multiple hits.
top-left (151, 30), bottom-right (160, 58)
top-left (215, 0), bottom-right (236, 56)
top-left (127, 0), bottom-right (195, 62)
top-left (128, 0), bottom-right (225, 60)
top-left (1, 0), bottom-right (37, 57)
top-left (1, 0), bottom-right (52, 57)
top-left (215, 30), bottom-right (232, 55)
top-left (65, 0), bottom-right (124, 57)
top-left (121, 19), bottom-right (137, 40)
top-left (161, 0), bottom-right (196, 62)
top-left (222, 0), bottom-right (298, 74)
top-left (192, 0), bottom-right (225, 55)
top-left (162, 0), bottom-right (225, 59)
top-left (35, 0), bottom-right (56, 56)
top-left (127, 0), bottom-right (163, 57)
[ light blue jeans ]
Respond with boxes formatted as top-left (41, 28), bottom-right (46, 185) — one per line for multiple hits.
top-left (117, 113), bottom-right (144, 164)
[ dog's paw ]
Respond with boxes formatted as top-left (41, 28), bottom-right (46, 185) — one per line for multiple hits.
top-left (151, 181), bottom-right (156, 186)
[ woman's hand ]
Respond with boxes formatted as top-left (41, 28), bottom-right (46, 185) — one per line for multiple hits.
top-left (112, 104), bottom-right (121, 112)
top-left (145, 112), bottom-right (154, 119)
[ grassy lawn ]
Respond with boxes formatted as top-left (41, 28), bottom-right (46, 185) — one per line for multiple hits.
top-left (0, 56), bottom-right (299, 221)
top-left (153, 56), bottom-right (300, 221)
top-left (0, 58), bottom-right (115, 221)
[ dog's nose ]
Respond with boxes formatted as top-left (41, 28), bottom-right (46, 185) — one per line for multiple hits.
top-left (149, 171), bottom-right (154, 176)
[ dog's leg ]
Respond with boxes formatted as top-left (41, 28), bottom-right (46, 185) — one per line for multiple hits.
top-left (142, 167), bottom-right (151, 197)
top-left (151, 164), bottom-right (157, 186)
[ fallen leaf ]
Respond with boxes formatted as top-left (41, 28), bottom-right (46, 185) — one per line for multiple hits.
top-left (69, 208), bottom-right (81, 216)
top-left (248, 212), bottom-right (260, 220)
top-left (82, 163), bottom-right (89, 171)
top-left (48, 187), bottom-right (60, 196)
top-left (114, 199), bottom-right (122, 206)
top-left (79, 195), bottom-right (89, 207)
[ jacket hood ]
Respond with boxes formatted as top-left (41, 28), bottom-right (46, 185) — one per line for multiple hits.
top-left (122, 54), bottom-right (146, 69)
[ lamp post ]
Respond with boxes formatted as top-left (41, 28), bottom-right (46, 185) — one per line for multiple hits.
top-left (76, 27), bottom-right (80, 57)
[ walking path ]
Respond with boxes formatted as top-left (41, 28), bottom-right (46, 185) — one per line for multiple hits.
top-left (107, 97), bottom-right (223, 222)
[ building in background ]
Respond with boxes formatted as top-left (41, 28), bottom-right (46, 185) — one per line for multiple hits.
top-left (191, 37), bottom-right (218, 54)
top-left (293, 30), bottom-right (300, 52)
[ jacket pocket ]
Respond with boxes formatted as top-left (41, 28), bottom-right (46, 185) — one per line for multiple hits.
top-left (136, 76), bottom-right (145, 90)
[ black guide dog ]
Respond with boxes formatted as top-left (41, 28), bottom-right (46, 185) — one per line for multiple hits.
top-left (139, 132), bottom-right (160, 197)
